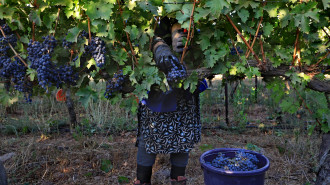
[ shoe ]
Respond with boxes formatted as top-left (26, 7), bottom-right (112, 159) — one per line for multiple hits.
top-left (170, 176), bottom-right (187, 185)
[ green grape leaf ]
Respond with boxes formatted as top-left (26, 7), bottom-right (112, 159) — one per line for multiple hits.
top-left (304, 9), bottom-right (320, 22)
top-left (254, 8), bottom-right (263, 18)
top-left (137, 0), bottom-right (159, 15)
top-left (85, 0), bottom-right (114, 20)
top-left (237, 9), bottom-right (249, 23)
top-left (87, 58), bottom-right (96, 69)
top-left (76, 86), bottom-right (98, 108)
top-left (278, 9), bottom-right (291, 28)
top-left (205, 0), bottom-right (231, 17)
top-left (183, 71), bottom-right (198, 93)
top-left (294, 14), bottom-right (309, 33)
top-left (264, 3), bottom-right (279, 18)
top-left (322, 0), bottom-right (330, 9)
top-left (246, 67), bottom-right (261, 78)
top-left (176, 4), bottom-right (193, 24)
top-left (291, 2), bottom-right (320, 33)
top-left (164, 0), bottom-right (184, 13)
top-left (236, 0), bottom-right (259, 9)
top-left (93, 20), bottom-right (109, 37)
top-left (124, 25), bottom-right (139, 40)
top-left (194, 7), bottom-right (211, 22)
top-left (0, 6), bottom-right (15, 21)
top-left (111, 48), bottom-right (128, 65)
top-left (203, 45), bottom-right (227, 68)
top-left (139, 32), bottom-right (149, 47)
top-left (198, 35), bottom-right (211, 51)
top-left (20, 36), bottom-right (29, 44)
top-left (0, 89), bottom-right (17, 106)
top-left (263, 22), bottom-right (273, 36)
top-left (66, 27), bottom-right (81, 42)
top-left (29, 10), bottom-right (42, 26)
top-left (127, 1), bottom-right (136, 10)
top-left (240, 23), bottom-right (256, 35)
top-left (50, 0), bottom-right (72, 6)
top-left (138, 52), bottom-right (153, 66)
top-left (274, 46), bottom-right (291, 61)
top-left (229, 66), bottom-right (237, 75)
top-left (27, 68), bottom-right (37, 82)
top-left (43, 13), bottom-right (57, 29)
top-left (279, 98), bottom-right (300, 114)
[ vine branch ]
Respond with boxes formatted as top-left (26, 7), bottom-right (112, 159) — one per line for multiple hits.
top-left (315, 51), bottom-right (330, 66)
top-left (226, 15), bottom-right (263, 69)
top-left (180, 0), bottom-right (197, 63)
top-left (32, 22), bottom-right (35, 41)
top-left (246, 17), bottom-right (263, 58)
top-left (0, 26), bottom-right (28, 67)
top-left (117, 0), bottom-right (138, 65)
top-left (292, 28), bottom-right (300, 66)
top-left (53, 8), bottom-right (61, 37)
top-left (259, 37), bottom-right (266, 64)
top-left (87, 16), bottom-right (92, 43)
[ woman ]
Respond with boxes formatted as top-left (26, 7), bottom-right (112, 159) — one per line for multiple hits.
top-left (134, 18), bottom-right (207, 185)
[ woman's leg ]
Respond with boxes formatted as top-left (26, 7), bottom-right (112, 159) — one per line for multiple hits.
top-left (169, 152), bottom-right (189, 179)
top-left (136, 137), bottom-right (156, 184)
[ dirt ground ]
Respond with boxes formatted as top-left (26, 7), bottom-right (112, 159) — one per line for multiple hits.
top-left (0, 126), bottom-right (320, 185)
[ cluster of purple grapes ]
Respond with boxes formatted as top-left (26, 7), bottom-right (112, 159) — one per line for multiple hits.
top-left (62, 30), bottom-right (106, 68)
top-left (27, 36), bottom-right (78, 91)
top-left (104, 70), bottom-right (125, 99)
top-left (0, 24), bottom-right (32, 102)
top-left (28, 38), bottom-right (59, 90)
top-left (208, 150), bottom-right (259, 171)
top-left (62, 38), bottom-right (73, 48)
top-left (85, 37), bottom-right (106, 68)
top-left (57, 65), bottom-right (79, 85)
top-left (0, 24), bottom-right (17, 54)
top-left (1, 58), bottom-right (32, 102)
top-left (166, 59), bottom-right (187, 82)
top-left (230, 46), bottom-right (244, 55)
top-left (80, 30), bottom-right (89, 38)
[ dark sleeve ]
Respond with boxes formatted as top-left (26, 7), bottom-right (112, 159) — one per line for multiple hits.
top-left (154, 17), bottom-right (177, 46)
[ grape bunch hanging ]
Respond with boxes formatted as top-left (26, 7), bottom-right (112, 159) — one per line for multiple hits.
top-left (0, 23), bottom-right (33, 102)
top-left (207, 150), bottom-right (259, 171)
top-left (104, 70), bottom-right (126, 99)
top-left (230, 46), bottom-right (244, 55)
top-left (166, 57), bottom-right (187, 82)
top-left (67, 31), bottom-right (107, 68)
top-left (85, 37), bottom-right (106, 68)
top-left (27, 36), bottom-right (78, 92)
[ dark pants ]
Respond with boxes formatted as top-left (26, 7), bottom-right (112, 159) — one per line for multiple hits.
top-left (137, 136), bottom-right (189, 167)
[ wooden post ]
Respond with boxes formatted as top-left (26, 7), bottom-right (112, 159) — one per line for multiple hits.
top-left (255, 76), bottom-right (258, 103)
top-left (65, 89), bottom-right (78, 128)
top-left (225, 80), bottom-right (229, 126)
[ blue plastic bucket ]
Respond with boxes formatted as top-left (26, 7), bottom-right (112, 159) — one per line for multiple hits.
top-left (200, 148), bottom-right (270, 185)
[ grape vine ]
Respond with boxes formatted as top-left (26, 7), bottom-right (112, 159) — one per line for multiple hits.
top-left (0, 0), bottom-right (328, 133)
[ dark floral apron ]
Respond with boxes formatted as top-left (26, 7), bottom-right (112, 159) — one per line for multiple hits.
top-left (137, 91), bottom-right (201, 154)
